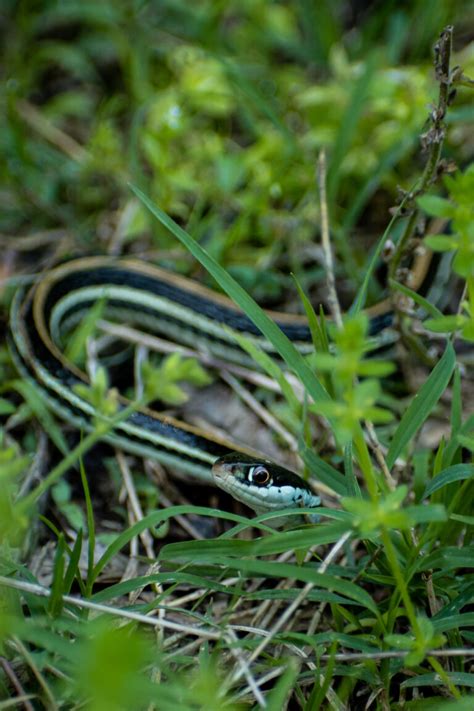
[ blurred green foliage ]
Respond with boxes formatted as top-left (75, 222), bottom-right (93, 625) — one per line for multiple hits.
top-left (2, 1), bottom-right (474, 298)
top-left (419, 164), bottom-right (474, 340)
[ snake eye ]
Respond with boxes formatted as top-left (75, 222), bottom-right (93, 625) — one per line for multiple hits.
top-left (249, 465), bottom-right (270, 486)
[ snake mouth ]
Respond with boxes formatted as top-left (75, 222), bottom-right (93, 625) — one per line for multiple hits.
top-left (211, 459), bottom-right (231, 484)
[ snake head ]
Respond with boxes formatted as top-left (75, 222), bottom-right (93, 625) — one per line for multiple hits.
top-left (212, 452), bottom-right (320, 515)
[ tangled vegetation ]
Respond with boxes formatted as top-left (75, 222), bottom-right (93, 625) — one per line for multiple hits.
top-left (1, 2), bottom-right (474, 709)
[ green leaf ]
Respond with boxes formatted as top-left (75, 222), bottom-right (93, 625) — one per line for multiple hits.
top-left (342, 487), bottom-right (418, 533)
top-left (450, 513), bottom-right (474, 525)
top-left (425, 315), bottom-right (466, 333)
top-left (423, 464), bottom-right (474, 498)
top-left (48, 535), bottom-right (66, 617)
top-left (431, 612), bottom-right (474, 633)
top-left (458, 434), bottom-right (474, 451)
top-left (412, 449), bottom-right (431, 502)
top-left (462, 317), bottom-right (474, 342)
top-left (293, 276), bottom-right (330, 354)
top-left (63, 530), bottom-right (84, 596)
top-left (159, 545), bottom-right (378, 615)
top-left (417, 547), bottom-right (474, 572)
top-left (92, 505), bottom-right (270, 582)
top-left (263, 660), bottom-right (300, 711)
top-left (416, 195), bottom-right (454, 218)
top-left (450, 367), bottom-right (462, 439)
top-left (404, 504), bottom-right (447, 523)
top-left (0, 398), bottom-right (15, 415)
top-left (386, 343), bottom-right (456, 468)
top-left (401, 672), bottom-right (474, 689)
top-left (74, 620), bottom-right (154, 710)
top-left (424, 234), bottom-right (455, 252)
top-left (389, 279), bottom-right (444, 320)
top-left (65, 297), bottom-right (106, 365)
top-left (357, 360), bottom-right (396, 377)
top-left (344, 441), bottom-right (361, 498)
top-left (160, 519), bottom-right (351, 559)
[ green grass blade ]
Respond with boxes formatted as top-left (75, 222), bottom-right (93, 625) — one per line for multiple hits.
top-left (79, 458), bottom-right (96, 597)
top-left (300, 445), bottom-right (348, 496)
top-left (423, 464), bottom-right (474, 498)
top-left (130, 185), bottom-right (331, 406)
top-left (386, 343), bottom-right (456, 469)
top-left (264, 660), bottom-right (300, 711)
top-left (327, 54), bottom-right (377, 202)
top-left (229, 328), bottom-right (301, 413)
top-left (90, 572), bottom-right (246, 605)
top-left (63, 529), bottom-right (84, 596)
top-left (293, 276), bottom-right (329, 354)
top-left (350, 185), bottom-right (418, 314)
top-left (159, 519), bottom-right (351, 560)
top-left (344, 441), bottom-right (361, 498)
top-left (91, 505), bottom-right (269, 582)
top-left (213, 558), bottom-right (379, 615)
top-left (389, 278), bottom-right (444, 319)
top-left (48, 535), bottom-right (66, 617)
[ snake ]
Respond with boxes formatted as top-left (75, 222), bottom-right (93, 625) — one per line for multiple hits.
top-left (8, 253), bottom-right (432, 516)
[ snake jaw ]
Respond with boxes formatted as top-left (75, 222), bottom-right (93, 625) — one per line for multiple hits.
top-left (212, 453), bottom-right (321, 515)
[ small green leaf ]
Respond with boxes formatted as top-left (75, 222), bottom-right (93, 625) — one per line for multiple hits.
top-left (461, 317), bottom-right (474, 341)
top-left (423, 464), bottom-right (474, 497)
top-left (457, 434), bottom-right (474, 451)
top-left (425, 234), bottom-right (455, 252)
top-left (417, 194), bottom-right (454, 218)
top-left (425, 315), bottom-right (466, 333)
top-left (0, 398), bottom-right (15, 415)
top-left (142, 354), bottom-right (212, 405)
top-left (389, 279), bottom-right (444, 319)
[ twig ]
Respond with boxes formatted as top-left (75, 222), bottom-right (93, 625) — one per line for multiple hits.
top-left (364, 420), bottom-right (397, 491)
top-left (16, 100), bottom-right (89, 164)
top-left (10, 638), bottom-right (58, 711)
top-left (318, 153), bottom-right (396, 491)
top-left (97, 319), bottom-right (305, 399)
top-left (388, 26), bottom-right (454, 282)
top-left (116, 452), bottom-right (155, 559)
top-left (316, 648), bottom-right (474, 662)
top-left (0, 576), bottom-right (221, 640)
top-left (221, 371), bottom-right (299, 452)
top-left (0, 657), bottom-right (35, 711)
top-left (317, 150), bottom-right (343, 329)
top-left (224, 629), bottom-right (267, 708)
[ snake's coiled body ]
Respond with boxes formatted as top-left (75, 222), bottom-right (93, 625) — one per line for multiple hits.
top-left (8, 255), bottom-right (429, 512)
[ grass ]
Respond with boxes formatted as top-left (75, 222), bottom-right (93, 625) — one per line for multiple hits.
top-left (1, 2), bottom-right (474, 709)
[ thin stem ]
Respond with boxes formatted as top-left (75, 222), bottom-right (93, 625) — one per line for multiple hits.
top-left (388, 26), bottom-right (453, 282)
top-left (428, 656), bottom-right (462, 699)
top-left (353, 427), bottom-right (379, 501)
top-left (380, 529), bottom-right (422, 642)
top-left (317, 150), bottom-right (343, 329)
